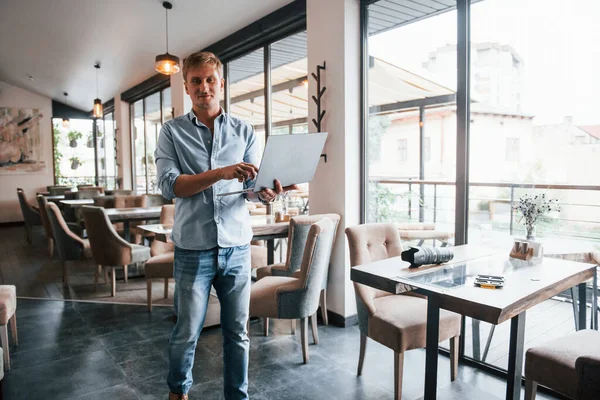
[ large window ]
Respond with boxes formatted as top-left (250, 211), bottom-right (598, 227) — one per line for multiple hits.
top-left (52, 118), bottom-right (95, 186)
top-left (131, 87), bottom-right (172, 194)
top-left (96, 111), bottom-right (118, 189)
top-left (225, 31), bottom-right (310, 211)
top-left (365, 1), bottom-right (457, 228)
top-left (363, 0), bottom-right (600, 382)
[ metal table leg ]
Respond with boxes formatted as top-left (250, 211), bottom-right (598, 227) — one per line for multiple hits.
top-left (578, 282), bottom-right (587, 331)
top-left (424, 297), bottom-right (440, 400)
top-left (506, 312), bottom-right (526, 400)
top-left (593, 269), bottom-right (598, 330)
top-left (472, 319), bottom-right (481, 360)
top-left (267, 239), bottom-right (275, 265)
top-left (123, 221), bottom-right (130, 242)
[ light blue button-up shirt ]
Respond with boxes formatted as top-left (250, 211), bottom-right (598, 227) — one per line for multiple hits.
top-left (155, 110), bottom-right (259, 250)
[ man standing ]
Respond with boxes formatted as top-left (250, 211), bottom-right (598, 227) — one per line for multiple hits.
top-left (155, 51), bottom-right (297, 400)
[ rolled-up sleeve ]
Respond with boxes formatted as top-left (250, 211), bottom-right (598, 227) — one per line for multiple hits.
top-left (155, 124), bottom-right (181, 200)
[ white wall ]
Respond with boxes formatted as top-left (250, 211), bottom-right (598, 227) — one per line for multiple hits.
top-left (0, 81), bottom-right (54, 223)
top-left (171, 72), bottom-right (192, 118)
top-left (307, 0), bottom-right (361, 320)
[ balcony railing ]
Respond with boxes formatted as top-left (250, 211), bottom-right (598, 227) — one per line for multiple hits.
top-left (369, 178), bottom-right (600, 242)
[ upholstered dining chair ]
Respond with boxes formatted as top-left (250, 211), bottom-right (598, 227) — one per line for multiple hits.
top-left (345, 223), bottom-right (461, 400)
top-left (525, 329), bottom-right (600, 400)
top-left (17, 188), bottom-right (42, 244)
top-left (256, 213), bottom-right (341, 330)
top-left (250, 217), bottom-right (336, 364)
top-left (145, 204), bottom-right (175, 312)
top-left (0, 285), bottom-right (17, 371)
top-left (115, 195), bottom-right (148, 243)
top-left (81, 206), bottom-right (151, 297)
top-left (46, 202), bottom-right (92, 284)
top-left (37, 195), bottom-right (83, 257)
top-left (48, 186), bottom-right (72, 196)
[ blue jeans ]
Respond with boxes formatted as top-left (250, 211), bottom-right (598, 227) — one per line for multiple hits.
top-left (168, 244), bottom-right (251, 399)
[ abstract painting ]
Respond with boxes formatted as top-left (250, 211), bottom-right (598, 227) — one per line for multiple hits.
top-left (0, 107), bottom-right (46, 174)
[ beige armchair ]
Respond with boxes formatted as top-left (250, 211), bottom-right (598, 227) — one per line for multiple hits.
top-left (17, 188), bottom-right (42, 244)
top-left (114, 195), bottom-right (148, 243)
top-left (256, 214), bottom-right (341, 331)
top-left (345, 223), bottom-right (461, 400)
top-left (46, 203), bottom-right (92, 284)
top-left (145, 204), bottom-right (175, 312)
top-left (525, 329), bottom-right (600, 400)
top-left (250, 217), bottom-right (336, 364)
top-left (81, 206), bottom-right (151, 297)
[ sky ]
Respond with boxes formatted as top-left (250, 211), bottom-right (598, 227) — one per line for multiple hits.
top-left (369, 0), bottom-right (600, 126)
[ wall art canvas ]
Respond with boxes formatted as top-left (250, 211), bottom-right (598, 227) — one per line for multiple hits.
top-left (0, 107), bottom-right (46, 174)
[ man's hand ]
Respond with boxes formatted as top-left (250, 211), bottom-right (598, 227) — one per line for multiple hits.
top-left (220, 162), bottom-right (258, 182)
top-left (257, 180), bottom-right (299, 203)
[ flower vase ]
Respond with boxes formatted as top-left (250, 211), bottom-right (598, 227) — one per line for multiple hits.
top-left (526, 226), bottom-right (535, 241)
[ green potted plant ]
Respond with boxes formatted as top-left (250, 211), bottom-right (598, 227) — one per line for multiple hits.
top-left (69, 156), bottom-right (83, 170)
top-left (67, 130), bottom-right (83, 148)
top-left (86, 133), bottom-right (94, 148)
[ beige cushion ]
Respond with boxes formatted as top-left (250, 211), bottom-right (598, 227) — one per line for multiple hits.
top-left (526, 329), bottom-right (600, 398)
top-left (0, 286), bottom-right (17, 325)
top-left (368, 294), bottom-right (461, 353)
top-left (250, 276), bottom-right (299, 318)
top-left (251, 245), bottom-right (268, 270)
top-left (145, 252), bottom-right (174, 279)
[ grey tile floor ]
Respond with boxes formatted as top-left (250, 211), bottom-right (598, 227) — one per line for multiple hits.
top-left (0, 299), bottom-right (562, 400)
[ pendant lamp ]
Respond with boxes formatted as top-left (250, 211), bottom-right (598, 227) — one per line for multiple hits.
top-left (93, 63), bottom-right (103, 118)
top-left (62, 92), bottom-right (70, 128)
top-left (155, 1), bottom-right (180, 75)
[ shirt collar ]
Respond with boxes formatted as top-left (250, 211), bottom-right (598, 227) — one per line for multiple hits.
top-left (188, 107), bottom-right (227, 127)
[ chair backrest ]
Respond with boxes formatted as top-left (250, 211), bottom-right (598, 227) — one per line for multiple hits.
top-left (81, 206), bottom-right (133, 266)
top-left (93, 195), bottom-right (115, 208)
top-left (345, 223), bottom-right (403, 319)
top-left (36, 195), bottom-right (53, 239)
top-left (284, 214), bottom-right (341, 275)
top-left (46, 202), bottom-right (87, 261)
top-left (151, 204), bottom-right (175, 256)
top-left (76, 189), bottom-right (101, 199)
top-left (77, 184), bottom-right (94, 190)
top-left (278, 217), bottom-right (336, 318)
top-left (79, 186), bottom-right (105, 194)
top-left (146, 193), bottom-right (173, 206)
top-left (104, 189), bottom-right (134, 196)
top-left (64, 190), bottom-right (76, 200)
top-left (17, 188), bottom-right (40, 225)
top-left (115, 195), bottom-right (147, 209)
top-left (48, 186), bottom-right (72, 196)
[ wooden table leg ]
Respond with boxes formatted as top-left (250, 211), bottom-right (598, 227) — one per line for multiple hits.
top-left (506, 312), bottom-right (526, 400)
top-left (424, 297), bottom-right (440, 400)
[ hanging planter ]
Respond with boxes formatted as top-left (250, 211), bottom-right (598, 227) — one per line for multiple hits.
top-left (67, 130), bottom-right (83, 148)
top-left (86, 135), bottom-right (94, 148)
top-left (69, 157), bottom-right (83, 170)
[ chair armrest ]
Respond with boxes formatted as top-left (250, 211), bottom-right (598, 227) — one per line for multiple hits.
top-left (576, 355), bottom-right (600, 400)
top-left (292, 270), bottom-right (301, 279)
top-left (67, 223), bottom-right (83, 237)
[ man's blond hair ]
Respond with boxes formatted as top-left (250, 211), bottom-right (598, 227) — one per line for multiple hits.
top-left (182, 51), bottom-right (223, 81)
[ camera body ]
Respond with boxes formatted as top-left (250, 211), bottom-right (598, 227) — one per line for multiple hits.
top-left (401, 246), bottom-right (454, 268)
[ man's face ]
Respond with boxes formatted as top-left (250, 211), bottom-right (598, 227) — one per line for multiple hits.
top-left (184, 65), bottom-right (224, 110)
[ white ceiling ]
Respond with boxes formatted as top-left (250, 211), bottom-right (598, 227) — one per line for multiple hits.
top-left (0, 0), bottom-right (296, 112)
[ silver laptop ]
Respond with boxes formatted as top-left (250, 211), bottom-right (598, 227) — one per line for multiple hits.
top-left (217, 132), bottom-right (328, 196)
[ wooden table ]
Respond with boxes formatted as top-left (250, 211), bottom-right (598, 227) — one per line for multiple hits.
top-left (59, 199), bottom-right (94, 207)
top-left (104, 207), bottom-right (162, 242)
top-left (138, 215), bottom-right (290, 264)
top-left (351, 244), bottom-right (597, 400)
top-left (45, 195), bottom-right (65, 202)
